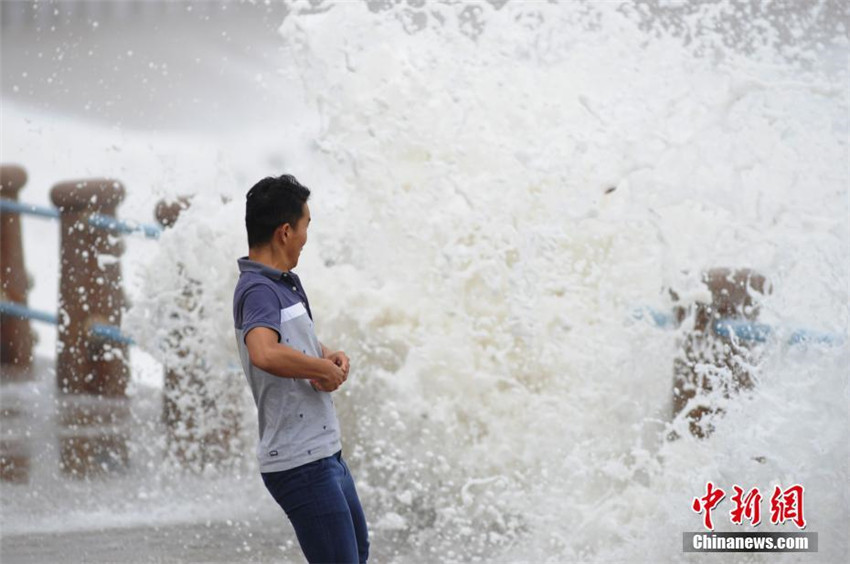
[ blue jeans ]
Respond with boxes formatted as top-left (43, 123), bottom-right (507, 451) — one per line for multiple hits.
top-left (262, 450), bottom-right (370, 563)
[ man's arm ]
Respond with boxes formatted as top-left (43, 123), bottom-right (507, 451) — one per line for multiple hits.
top-left (246, 327), bottom-right (344, 388)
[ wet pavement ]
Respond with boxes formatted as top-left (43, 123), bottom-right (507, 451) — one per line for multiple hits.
top-left (1, 517), bottom-right (399, 563)
top-left (2, 518), bottom-right (304, 563)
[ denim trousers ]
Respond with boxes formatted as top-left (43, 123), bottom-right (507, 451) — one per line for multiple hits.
top-left (262, 450), bottom-right (370, 563)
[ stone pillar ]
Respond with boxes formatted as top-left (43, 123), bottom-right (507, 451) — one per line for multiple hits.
top-left (50, 179), bottom-right (130, 477)
top-left (671, 268), bottom-right (770, 438)
top-left (0, 164), bottom-right (35, 373)
top-left (155, 197), bottom-right (240, 471)
top-left (0, 164), bottom-right (35, 483)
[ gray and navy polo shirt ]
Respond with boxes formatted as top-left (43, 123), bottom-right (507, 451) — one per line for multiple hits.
top-left (232, 257), bottom-right (341, 473)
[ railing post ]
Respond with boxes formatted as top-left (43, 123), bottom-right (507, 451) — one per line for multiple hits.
top-left (672, 268), bottom-right (769, 438)
top-left (0, 164), bottom-right (36, 484)
top-left (0, 164), bottom-right (35, 374)
top-left (155, 197), bottom-right (240, 470)
top-left (155, 198), bottom-right (196, 466)
top-left (50, 179), bottom-right (130, 477)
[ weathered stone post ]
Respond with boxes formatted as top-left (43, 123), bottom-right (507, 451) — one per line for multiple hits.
top-left (155, 197), bottom-right (240, 470)
top-left (50, 179), bottom-right (130, 477)
top-left (0, 164), bottom-right (35, 483)
top-left (672, 268), bottom-right (770, 438)
top-left (0, 164), bottom-right (35, 372)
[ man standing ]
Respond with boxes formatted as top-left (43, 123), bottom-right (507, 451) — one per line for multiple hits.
top-left (232, 174), bottom-right (370, 563)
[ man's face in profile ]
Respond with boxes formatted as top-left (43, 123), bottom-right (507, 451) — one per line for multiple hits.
top-left (286, 202), bottom-right (311, 268)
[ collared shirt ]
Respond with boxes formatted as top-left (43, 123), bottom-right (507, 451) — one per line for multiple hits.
top-left (232, 256), bottom-right (341, 473)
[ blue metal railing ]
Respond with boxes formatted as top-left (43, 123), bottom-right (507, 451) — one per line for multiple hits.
top-left (631, 307), bottom-right (674, 328)
top-left (88, 213), bottom-right (162, 239)
top-left (90, 322), bottom-right (136, 346)
top-left (0, 199), bottom-right (60, 219)
top-left (713, 318), bottom-right (842, 346)
top-left (0, 301), bottom-right (136, 346)
top-left (0, 300), bottom-right (58, 325)
top-left (712, 319), bottom-right (772, 342)
top-left (0, 198), bottom-right (162, 239)
top-left (634, 307), bottom-right (843, 346)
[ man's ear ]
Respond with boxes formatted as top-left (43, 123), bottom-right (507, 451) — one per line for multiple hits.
top-left (277, 223), bottom-right (292, 243)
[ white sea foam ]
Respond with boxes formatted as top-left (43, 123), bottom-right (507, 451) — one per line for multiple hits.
top-left (2, 1), bottom-right (847, 561)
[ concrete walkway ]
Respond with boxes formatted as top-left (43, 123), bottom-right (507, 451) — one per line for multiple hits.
top-left (1, 518), bottom-right (303, 563)
top-left (1, 519), bottom-right (394, 563)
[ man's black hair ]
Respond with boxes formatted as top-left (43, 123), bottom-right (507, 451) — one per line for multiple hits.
top-left (245, 174), bottom-right (311, 248)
